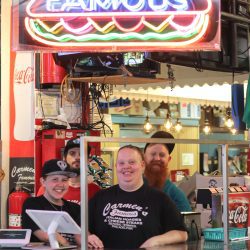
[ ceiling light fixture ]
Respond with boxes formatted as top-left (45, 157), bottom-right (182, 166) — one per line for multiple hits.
top-left (174, 118), bottom-right (183, 133)
top-left (143, 90), bottom-right (153, 134)
top-left (230, 128), bottom-right (237, 135)
top-left (203, 118), bottom-right (211, 134)
top-left (225, 112), bottom-right (234, 129)
top-left (163, 113), bottom-right (173, 131)
top-left (143, 115), bottom-right (153, 134)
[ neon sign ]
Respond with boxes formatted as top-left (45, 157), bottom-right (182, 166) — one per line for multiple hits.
top-left (16, 0), bottom-right (220, 51)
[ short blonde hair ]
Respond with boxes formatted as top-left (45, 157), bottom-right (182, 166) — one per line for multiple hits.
top-left (118, 145), bottom-right (144, 161)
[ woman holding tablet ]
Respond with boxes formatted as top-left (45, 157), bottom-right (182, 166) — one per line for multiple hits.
top-left (22, 159), bottom-right (81, 247)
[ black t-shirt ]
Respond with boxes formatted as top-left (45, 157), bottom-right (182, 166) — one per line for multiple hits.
top-left (89, 184), bottom-right (186, 249)
top-left (22, 195), bottom-right (80, 243)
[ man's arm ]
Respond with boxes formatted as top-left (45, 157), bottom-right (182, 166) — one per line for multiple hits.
top-left (140, 230), bottom-right (188, 248)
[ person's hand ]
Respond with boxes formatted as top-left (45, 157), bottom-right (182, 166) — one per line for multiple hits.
top-left (140, 237), bottom-right (159, 248)
top-left (88, 234), bottom-right (104, 249)
top-left (56, 233), bottom-right (70, 247)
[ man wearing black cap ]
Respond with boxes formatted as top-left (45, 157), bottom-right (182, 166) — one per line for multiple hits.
top-left (144, 131), bottom-right (191, 212)
top-left (37, 138), bottom-right (100, 204)
top-left (22, 159), bottom-right (81, 246)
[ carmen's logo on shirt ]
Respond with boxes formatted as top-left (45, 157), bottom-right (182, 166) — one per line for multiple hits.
top-left (102, 202), bottom-right (148, 230)
top-left (103, 203), bottom-right (148, 217)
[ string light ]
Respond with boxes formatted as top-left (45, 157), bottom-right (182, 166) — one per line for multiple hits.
top-left (225, 114), bottom-right (234, 128)
top-left (174, 118), bottom-right (183, 132)
top-left (225, 117), bottom-right (234, 128)
top-left (143, 90), bottom-right (153, 134)
top-left (203, 118), bottom-right (211, 134)
top-left (143, 115), bottom-right (153, 134)
top-left (230, 128), bottom-right (237, 135)
top-left (163, 113), bottom-right (173, 131)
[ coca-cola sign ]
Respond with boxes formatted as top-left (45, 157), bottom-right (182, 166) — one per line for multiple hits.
top-left (13, 52), bottom-right (35, 141)
top-left (14, 67), bottom-right (34, 84)
top-left (229, 198), bottom-right (249, 228)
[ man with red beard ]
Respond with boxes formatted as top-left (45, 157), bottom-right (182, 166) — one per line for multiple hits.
top-left (144, 131), bottom-right (191, 212)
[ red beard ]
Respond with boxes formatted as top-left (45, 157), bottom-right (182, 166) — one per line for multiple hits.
top-left (144, 162), bottom-right (168, 190)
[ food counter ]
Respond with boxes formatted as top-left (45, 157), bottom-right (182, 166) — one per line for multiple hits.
top-left (79, 136), bottom-right (250, 249)
top-left (21, 239), bottom-right (250, 250)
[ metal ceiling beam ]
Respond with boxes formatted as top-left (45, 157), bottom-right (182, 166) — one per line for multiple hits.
top-left (221, 11), bottom-right (250, 24)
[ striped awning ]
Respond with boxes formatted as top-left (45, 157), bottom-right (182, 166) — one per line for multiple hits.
top-left (70, 64), bottom-right (249, 107)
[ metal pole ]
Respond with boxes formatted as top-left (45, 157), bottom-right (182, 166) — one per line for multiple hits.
top-left (230, 0), bottom-right (238, 69)
top-left (218, 145), bottom-right (222, 173)
top-left (80, 136), bottom-right (88, 250)
top-left (221, 11), bottom-right (250, 24)
top-left (222, 144), bottom-right (229, 245)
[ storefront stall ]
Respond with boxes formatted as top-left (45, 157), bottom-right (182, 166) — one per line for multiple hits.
top-left (1, 0), bottom-right (250, 248)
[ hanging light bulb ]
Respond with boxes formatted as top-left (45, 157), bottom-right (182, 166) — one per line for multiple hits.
top-left (203, 119), bottom-right (211, 134)
top-left (163, 113), bottom-right (173, 131)
top-left (224, 109), bottom-right (234, 128)
top-left (231, 128), bottom-right (237, 135)
top-left (174, 118), bottom-right (182, 132)
top-left (143, 90), bottom-right (153, 134)
top-left (143, 115), bottom-right (153, 134)
top-left (225, 116), bottom-right (234, 128)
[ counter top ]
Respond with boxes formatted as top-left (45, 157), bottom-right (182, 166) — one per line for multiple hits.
top-left (4, 239), bottom-right (249, 250)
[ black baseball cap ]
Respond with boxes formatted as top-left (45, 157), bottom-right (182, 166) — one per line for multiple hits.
top-left (41, 159), bottom-right (77, 178)
top-left (64, 138), bottom-right (80, 156)
top-left (144, 131), bottom-right (175, 154)
top-left (64, 137), bottom-right (91, 156)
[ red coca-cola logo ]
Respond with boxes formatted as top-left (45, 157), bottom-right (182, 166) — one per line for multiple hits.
top-left (229, 205), bottom-right (248, 225)
top-left (14, 67), bottom-right (34, 84)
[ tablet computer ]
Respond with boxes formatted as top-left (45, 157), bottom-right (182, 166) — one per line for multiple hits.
top-left (26, 210), bottom-right (81, 249)
top-left (26, 210), bottom-right (81, 234)
top-left (0, 229), bottom-right (31, 248)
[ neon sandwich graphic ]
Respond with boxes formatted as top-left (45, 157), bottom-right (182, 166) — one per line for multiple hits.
top-left (24, 0), bottom-right (213, 48)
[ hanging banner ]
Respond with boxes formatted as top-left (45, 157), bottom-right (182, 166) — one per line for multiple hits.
top-left (12, 0), bottom-right (220, 52)
top-left (9, 51), bottom-right (35, 194)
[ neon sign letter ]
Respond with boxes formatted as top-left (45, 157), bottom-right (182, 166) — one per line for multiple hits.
top-left (47, 0), bottom-right (62, 12)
